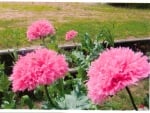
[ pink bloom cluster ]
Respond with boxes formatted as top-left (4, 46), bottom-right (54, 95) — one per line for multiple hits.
top-left (87, 47), bottom-right (150, 104)
top-left (65, 30), bottom-right (78, 41)
top-left (27, 20), bottom-right (55, 41)
top-left (9, 48), bottom-right (68, 92)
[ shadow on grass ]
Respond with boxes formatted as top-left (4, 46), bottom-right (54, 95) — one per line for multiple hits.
top-left (108, 3), bottom-right (150, 9)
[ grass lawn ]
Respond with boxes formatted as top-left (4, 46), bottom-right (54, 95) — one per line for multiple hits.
top-left (0, 3), bottom-right (150, 49)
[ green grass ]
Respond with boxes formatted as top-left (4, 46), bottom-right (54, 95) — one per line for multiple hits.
top-left (56, 20), bottom-right (150, 42)
top-left (0, 3), bottom-right (60, 12)
top-left (83, 3), bottom-right (150, 13)
top-left (0, 3), bottom-right (149, 49)
top-left (0, 19), bottom-right (21, 28)
top-left (0, 19), bottom-right (149, 49)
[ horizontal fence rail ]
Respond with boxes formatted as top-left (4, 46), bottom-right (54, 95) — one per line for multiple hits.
top-left (0, 38), bottom-right (150, 75)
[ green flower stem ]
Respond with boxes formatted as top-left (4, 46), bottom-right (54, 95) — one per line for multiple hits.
top-left (73, 39), bottom-right (79, 51)
top-left (72, 39), bottom-right (76, 49)
top-left (61, 79), bottom-right (65, 96)
top-left (60, 79), bottom-right (64, 96)
top-left (126, 86), bottom-right (138, 110)
top-left (41, 37), bottom-right (47, 48)
top-left (44, 85), bottom-right (55, 107)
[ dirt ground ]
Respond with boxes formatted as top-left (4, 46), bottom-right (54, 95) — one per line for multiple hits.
top-left (0, 3), bottom-right (99, 22)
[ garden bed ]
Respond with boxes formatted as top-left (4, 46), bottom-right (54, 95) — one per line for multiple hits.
top-left (0, 38), bottom-right (150, 75)
top-left (0, 37), bottom-right (149, 110)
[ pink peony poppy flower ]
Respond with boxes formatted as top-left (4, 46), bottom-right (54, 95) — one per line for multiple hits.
top-left (87, 47), bottom-right (150, 104)
top-left (9, 48), bottom-right (68, 92)
top-left (27, 20), bottom-right (55, 41)
top-left (65, 30), bottom-right (78, 41)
